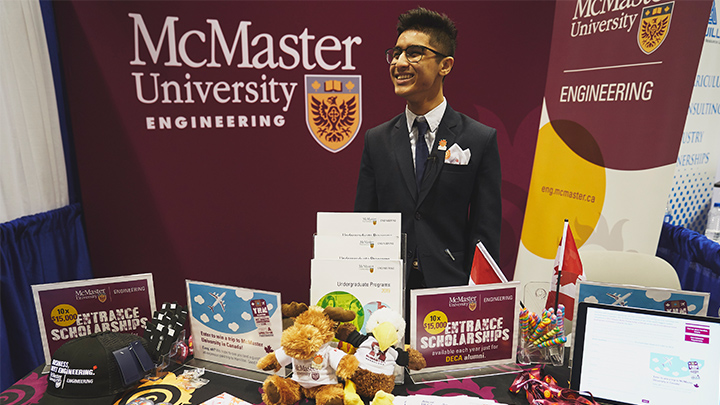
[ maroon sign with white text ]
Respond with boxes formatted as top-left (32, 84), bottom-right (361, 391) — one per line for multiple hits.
top-left (411, 283), bottom-right (519, 371)
top-left (51, 1), bottom-right (554, 306)
top-left (32, 274), bottom-right (156, 363)
top-left (543, 0), bottom-right (712, 170)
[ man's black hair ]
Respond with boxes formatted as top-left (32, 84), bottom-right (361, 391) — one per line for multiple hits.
top-left (397, 7), bottom-right (457, 57)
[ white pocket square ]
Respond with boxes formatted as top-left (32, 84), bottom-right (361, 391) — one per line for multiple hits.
top-left (444, 143), bottom-right (471, 165)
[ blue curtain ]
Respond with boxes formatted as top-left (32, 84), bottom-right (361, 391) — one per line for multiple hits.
top-left (0, 203), bottom-right (92, 391)
top-left (657, 222), bottom-right (720, 318)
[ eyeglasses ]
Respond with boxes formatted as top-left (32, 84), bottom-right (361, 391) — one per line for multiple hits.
top-left (385, 45), bottom-right (449, 65)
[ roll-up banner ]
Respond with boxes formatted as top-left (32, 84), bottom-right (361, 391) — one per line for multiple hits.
top-left (666, 0), bottom-right (720, 232)
top-left (514, 0), bottom-right (714, 298)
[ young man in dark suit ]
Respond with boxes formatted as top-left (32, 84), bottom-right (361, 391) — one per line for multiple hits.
top-left (354, 7), bottom-right (502, 291)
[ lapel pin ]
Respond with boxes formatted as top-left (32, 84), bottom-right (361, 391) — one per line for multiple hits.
top-left (438, 139), bottom-right (447, 151)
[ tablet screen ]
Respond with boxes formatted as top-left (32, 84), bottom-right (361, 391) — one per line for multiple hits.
top-left (571, 302), bottom-right (720, 405)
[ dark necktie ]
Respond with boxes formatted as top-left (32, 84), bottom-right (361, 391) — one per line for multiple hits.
top-left (415, 118), bottom-right (429, 191)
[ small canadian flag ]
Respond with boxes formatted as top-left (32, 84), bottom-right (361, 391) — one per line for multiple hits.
top-left (545, 219), bottom-right (585, 321)
top-left (469, 241), bottom-right (508, 285)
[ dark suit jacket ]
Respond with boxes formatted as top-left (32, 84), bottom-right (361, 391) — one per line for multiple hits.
top-left (354, 105), bottom-right (502, 287)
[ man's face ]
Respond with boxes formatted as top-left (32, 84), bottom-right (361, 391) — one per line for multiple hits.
top-left (389, 30), bottom-right (449, 108)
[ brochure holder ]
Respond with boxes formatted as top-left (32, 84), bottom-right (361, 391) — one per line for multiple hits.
top-left (311, 229), bottom-right (407, 386)
top-left (396, 232), bottom-right (408, 385)
top-left (516, 323), bottom-right (564, 367)
top-left (310, 232), bottom-right (407, 314)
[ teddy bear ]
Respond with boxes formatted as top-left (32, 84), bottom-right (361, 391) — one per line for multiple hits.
top-left (336, 307), bottom-right (426, 400)
top-left (257, 305), bottom-right (359, 405)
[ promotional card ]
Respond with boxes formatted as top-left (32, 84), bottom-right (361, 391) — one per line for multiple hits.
top-left (569, 280), bottom-right (712, 352)
top-left (186, 280), bottom-right (282, 373)
top-left (574, 281), bottom-right (710, 317)
top-left (410, 282), bottom-right (520, 373)
top-left (32, 273), bottom-right (156, 364)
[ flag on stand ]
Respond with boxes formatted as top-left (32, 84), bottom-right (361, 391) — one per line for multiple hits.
top-left (469, 241), bottom-right (508, 285)
top-left (545, 220), bottom-right (585, 321)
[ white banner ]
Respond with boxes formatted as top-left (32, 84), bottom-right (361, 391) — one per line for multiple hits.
top-left (667, 0), bottom-right (720, 232)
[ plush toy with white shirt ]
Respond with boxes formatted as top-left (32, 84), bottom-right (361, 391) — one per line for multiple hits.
top-left (336, 307), bottom-right (426, 400)
top-left (257, 305), bottom-right (359, 405)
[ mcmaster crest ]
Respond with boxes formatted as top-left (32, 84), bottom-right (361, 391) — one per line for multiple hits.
top-left (305, 75), bottom-right (362, 153)
top-left (638, 2), bottom-right (674, 54)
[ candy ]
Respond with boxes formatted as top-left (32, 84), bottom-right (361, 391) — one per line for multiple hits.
top-left (536, 336), bottom-right (567, 347)
top-left (520, 307), bottom-right (566, 346)
top-left (520, 309), bottom-right (532, 339)
top-left (528, 315), bottom-right (552, 342)
top-left (530, 326), bottom-right (561, 346)
top-left (555, 305), bottom-right (565, 337)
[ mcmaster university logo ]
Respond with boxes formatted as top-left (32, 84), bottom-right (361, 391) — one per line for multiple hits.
top-left (638, 1), bottom-right (674, 54)
top-left (305, 75), bottom-right (362, 153)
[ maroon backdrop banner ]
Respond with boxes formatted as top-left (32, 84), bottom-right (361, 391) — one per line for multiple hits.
top-left (51, 1), bottom-right (555, 305)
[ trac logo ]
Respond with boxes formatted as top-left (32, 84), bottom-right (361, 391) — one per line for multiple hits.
top-left (638, 1), bottom-right (674, 54)
top-left (708, 0), bottom-right (719, 42)
top-left (305, 75), bottom-right (362, 153)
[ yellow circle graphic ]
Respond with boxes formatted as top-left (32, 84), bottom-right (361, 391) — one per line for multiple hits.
top-left (50, 304), bottom-right (78, 327)
top-left (422, 311), bottom-right (448, 335)
top-left (522, 121), bottom-right (605, 258)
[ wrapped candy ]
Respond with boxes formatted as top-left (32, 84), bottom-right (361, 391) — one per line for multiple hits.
top-left (510, 367), bottom-right (601, 405)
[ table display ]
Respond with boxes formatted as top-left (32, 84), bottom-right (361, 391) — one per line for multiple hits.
top-left (0, 359), bottom-right (572, 405)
